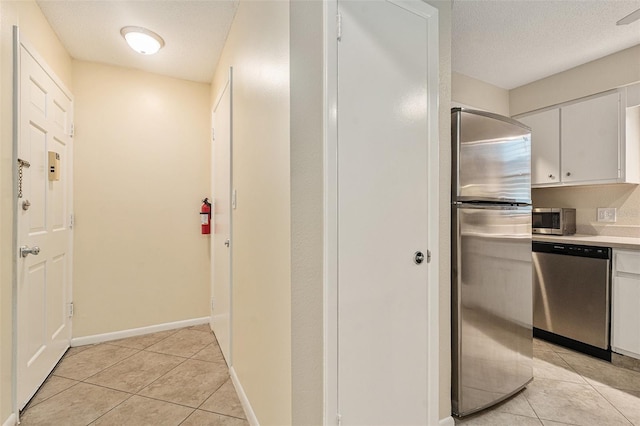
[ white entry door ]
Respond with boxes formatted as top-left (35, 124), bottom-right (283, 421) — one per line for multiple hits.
top-left (336, 1), bottom-right (438, 424)
top-left (16, 38), bottom-right (74, 409)
top-left (211, 71), bottom-right (232, 365)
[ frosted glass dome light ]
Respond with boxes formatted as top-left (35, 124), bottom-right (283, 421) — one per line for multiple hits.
top-left (121, 26), bottom-right (164, 55)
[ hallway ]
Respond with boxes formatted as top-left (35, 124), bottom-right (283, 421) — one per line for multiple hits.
top-left (19, 325), bottom-right (247, 425)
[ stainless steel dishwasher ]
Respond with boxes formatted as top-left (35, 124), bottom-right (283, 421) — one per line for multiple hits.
top-left (532, 241), bottom-right (612, 360)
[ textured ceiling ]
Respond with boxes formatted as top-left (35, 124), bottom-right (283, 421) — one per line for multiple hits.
top-left (37, 0), bottom-right (238, 83)
top-left (36, 1), bottom-right (640, 88)
top-left (453, 0), bottom-right (640, 90)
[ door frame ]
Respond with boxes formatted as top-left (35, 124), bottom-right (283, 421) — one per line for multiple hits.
top-left (211, 67), bottom-right (233, 366)
top-left (322, 1), bottom-right (440, 423)
top-left (12, 26), bottom-right (75, 418)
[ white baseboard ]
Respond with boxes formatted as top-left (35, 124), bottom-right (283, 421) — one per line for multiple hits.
top-left (439, 415), bottom-right (455, 426)
top-left (2, 413), bottom-right (16, 426)
top-left (70, 316), bottom-right (210, 347)
top-left (230, 367), bottom-right (259, 426)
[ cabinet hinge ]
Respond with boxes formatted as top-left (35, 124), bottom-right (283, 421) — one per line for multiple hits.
top-left (336, 413), bottom-right (342, 426)
top-left (427, 250), bottom-right (432, 263)
top-left (337, 13), bottom-right (342, 41)
top-left (70, 123), bottom-right (74, 138)
top-left (68, 302), bottom-right (74, 318)
top-left (69, 214), bottom-right (74, 229)
top-left (211, 127), bottom-right (215, 142)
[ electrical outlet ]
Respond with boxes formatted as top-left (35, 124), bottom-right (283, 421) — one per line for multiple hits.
top-left (597, 208), bottom-right (616, 223)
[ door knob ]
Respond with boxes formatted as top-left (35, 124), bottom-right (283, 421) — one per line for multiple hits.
top-left (20, 246), bottom-right (40, 257)
top-left (414, 251), bottom-right (425, 265)
top-left (224, 239), bottom-right (230, 247)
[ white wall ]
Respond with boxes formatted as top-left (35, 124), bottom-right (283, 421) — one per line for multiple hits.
top-left (72, 61), bottom-right (211, 337)
top-left (0, 1), bottom-right (73, 421)
top-left (210, 2), bottom-right (292, 424)
top-left (511, 45), bottom-right (640, 238)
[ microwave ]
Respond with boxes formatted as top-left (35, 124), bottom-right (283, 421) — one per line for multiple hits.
top-left (532, 208), bottom-right (576, 235)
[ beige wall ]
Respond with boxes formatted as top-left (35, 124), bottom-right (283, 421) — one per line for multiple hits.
top-left (0, 1), bottom-right (73, 421)
top-left (452, 71), bottom-right (509, 116)
top-left (532, 185), bottom-right (640, 238)
top-left (510, 45), bottom-right (640, 116)
top-left (210, 1), bottom-right (292, 425)
top-left (72, 61), bottom-right (211, 337)
top-left (428, 0), bottom-right (453, 421)
top-left (290, 0), bottom-right (323, 424)
top-left (512, 44), bottom-right (640, 238)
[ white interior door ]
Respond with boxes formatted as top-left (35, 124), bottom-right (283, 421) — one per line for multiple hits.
top-left (16, 37), bottom-right (74, 409)
top-left (336, 1), bottom-right (437, 424)
top-left (211, 71), bottom-right (232, 365)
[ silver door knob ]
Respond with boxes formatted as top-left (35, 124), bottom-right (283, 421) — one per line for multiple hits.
top-left (224, 239), bottom-right (230, 247)
top-left (20, 246), bottom-right (40, 257)
top-left (414, 251), bottom-right (425, 265)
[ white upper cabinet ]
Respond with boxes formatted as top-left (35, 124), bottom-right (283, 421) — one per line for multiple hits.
top-left (516, 87), bottom-right (640, 188)
top-left (561, 92), bottom-right (621, 184)
top-left (518, 108), bottom-right (560, 186)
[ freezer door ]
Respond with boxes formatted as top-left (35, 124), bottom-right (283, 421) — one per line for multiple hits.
top-left (452, 109), bottom-right (531, 203)
top-left (452, 205), bottom-right (533, 416)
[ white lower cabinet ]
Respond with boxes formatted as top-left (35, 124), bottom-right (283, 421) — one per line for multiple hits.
top-left (612, 249), bottom-right (640, 359)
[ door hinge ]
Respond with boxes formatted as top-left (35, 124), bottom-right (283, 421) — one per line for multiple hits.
top-left (336, 413), bottom-right (342, 426)
top-left (70, 123), bottom-right (74, 138)
top-left (337, 13), bottom-right (342, 41)
top-left (69, 214), bottom-right (74, 229)
top-left (68, 302), bottom-right (74, 318)
top-left (427, 249), bottom-right (432, 263)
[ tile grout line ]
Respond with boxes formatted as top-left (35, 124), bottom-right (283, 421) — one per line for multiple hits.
top-left (550, 345), bottom-right (634, 426)
top-left (21, 379), bottom-right (81, 412)
top-left (80, 346), bottom-right (144, 383)
top-left (589, 383), bottom-right (635, 426)
top-left (86, 392), bottom-right (136, 426)
top-left (21, 326), bottom-right (243, 425)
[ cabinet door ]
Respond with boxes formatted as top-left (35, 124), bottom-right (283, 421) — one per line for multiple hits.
top-left (612, 275), bottom-right (640, 358)
top-left (518, 109), bottom-right (560, 186)
top-left (612, 250), bottom-right (640, 359)
top-left (561, 92), bottom-right (620, 184)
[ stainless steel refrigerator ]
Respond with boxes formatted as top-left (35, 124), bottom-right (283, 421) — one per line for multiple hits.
top-left (451, 108), bottom-right (533, 417)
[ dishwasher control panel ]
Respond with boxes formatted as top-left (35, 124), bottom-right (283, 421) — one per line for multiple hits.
top-left (532, 242), bottom-right (611, 259)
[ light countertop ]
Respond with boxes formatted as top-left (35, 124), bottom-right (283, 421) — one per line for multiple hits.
top-left (532, 234), bottom-right (640, 250)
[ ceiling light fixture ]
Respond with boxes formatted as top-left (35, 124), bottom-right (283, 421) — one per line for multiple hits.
top-left (120, 26), bottom-right (165, 55)
top-left (617, 8), bottom-right (640, 26)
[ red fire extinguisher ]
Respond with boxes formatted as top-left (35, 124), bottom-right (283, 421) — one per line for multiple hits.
top-left (201, 198), bottom-right (212, 234)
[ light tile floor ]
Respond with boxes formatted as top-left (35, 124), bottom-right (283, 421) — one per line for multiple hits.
top-left (21, 331), bottom-right (640, 426)
top-left (19, 324), bottom-right (248, 426)
top-left (455, 338), bottom-right (640, 426)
